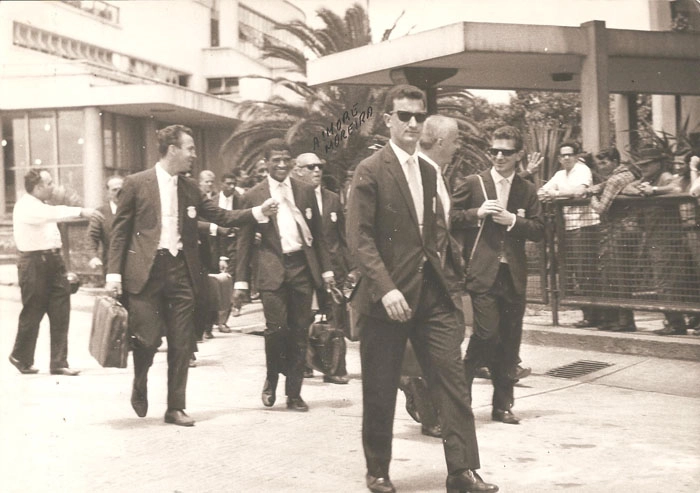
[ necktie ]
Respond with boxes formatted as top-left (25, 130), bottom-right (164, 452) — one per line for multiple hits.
top-left (168, 176), bottom-right (179, 256)
top-left (499, 178), bottom-right (509, 209)
top-left (280, 183), bottom-right (313, 247)
top-left (405, 156), bottom-right (424, 232)
top-left (436, 173), bottom-right (450, 226)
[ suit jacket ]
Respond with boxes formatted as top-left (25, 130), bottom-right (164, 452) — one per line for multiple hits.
top-left (346, 144), bottom-right (451, 321)
top-left (87, 203), bottom-right (115, 267)
top-left (450, 169), bottom-right (544, 296)
top-left (319, 187), bottom-right (353, 280)
top-left (235, 177), bottom-right (332, 291)
top-left (107, 167), bottom-right (256, 295)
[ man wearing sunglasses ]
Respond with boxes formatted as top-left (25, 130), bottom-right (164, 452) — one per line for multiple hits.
top-left (294, 152), bottom-right (352, 385)
top-left (347, 84), bottom-right (497, 493)
top-left (451, 126), bottom-right (544, 426)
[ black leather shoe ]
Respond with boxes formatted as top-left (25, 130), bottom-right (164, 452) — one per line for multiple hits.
top-left (573, 319), bottom-right (595, 328)
top-left (204, 330), bottom-right (215, 339)
top-left (303, 367), bottom-right (314, 378)
top-left (323, 374), bottom-right (349, 384)
top-left (366, 474), bottom-right (396, 493)
top-left (8, 355), bottom-right (39, 374)
top-left (608, 325), bottom-right (637, 332)
top-left (492, 409), bottom-right (520, 425)
top-left (217, 324), bottom-right (232, 333)
top-left (286, 396), bottom-right (309, 412)
top-left (50, 367), bottom-right (80, 376)
top-left (446, 469), bottom-right (499, 493)
top-left (421, 423), bottom-right (442, 438)
top-left (164, 409), bottom-right (195, 427)
top-left (507, 365), bottom-right (531, 382)
top-left (262, 378), bottom-right (277, 407)
top-left (130, 383), bottom-right (148, 418)
top-left (653, 326), bottom-right (686, 336)
top-left (474, 367), bottom-right (492, 379)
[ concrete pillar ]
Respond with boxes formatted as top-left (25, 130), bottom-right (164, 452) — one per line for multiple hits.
top-left (83, 107), bottom-right (103, 208)
top-left (218, 0), bottom-right (239, 48)
top-left (580, 21), bottom-right (610, 154)
top-left (0, 116), bottom-right (5, 216)
top-left (652, 95), bottom-right (677, 139)
top-left (143, 119), bottom-right (159, 167)
top-left (614, 94), bottom-right (634, 162)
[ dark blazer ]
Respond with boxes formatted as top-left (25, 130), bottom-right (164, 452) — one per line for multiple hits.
top-left (87, 203), bottom-right (115, 268)
top-left (319, 187), bottom-right (352, 279)
top-left (107, 168), bottom-right (256, 295)
top-left (450, 169), bottom-right (544, 295)
top-left (346, 144), bottom-right (451, 321)
top-left (235, 177), bottom-right (332, 291)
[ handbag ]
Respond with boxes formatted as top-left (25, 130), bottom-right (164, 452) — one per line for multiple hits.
top-left (306, 314), bottom-right (346, 375)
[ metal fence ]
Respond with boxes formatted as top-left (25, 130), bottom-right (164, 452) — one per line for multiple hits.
top-left (547, 195), bottom-right (700, 321)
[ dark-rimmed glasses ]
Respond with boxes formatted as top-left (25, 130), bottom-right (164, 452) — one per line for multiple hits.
top-left (487, 148), bottom-right (518, 157)
top-left (390, 111), bottom-right (428, 123)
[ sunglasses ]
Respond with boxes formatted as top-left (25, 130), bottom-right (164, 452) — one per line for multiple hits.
top-left (487, 148), bottom-right (519, 157)
top-left (300, 164), bottom-right (323, 171)
top-left (391, 111), bottom-right (428, 123)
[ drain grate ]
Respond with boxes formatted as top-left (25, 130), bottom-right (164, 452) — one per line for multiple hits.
top-left (545, 360), bottom-right (613, 379)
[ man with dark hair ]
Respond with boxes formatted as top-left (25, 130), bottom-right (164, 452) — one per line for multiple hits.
top-left (234, 138), bottom-right (334, 413)
top-left (105, 124), bottom-right (277, 426)
top-left (87, 175), bottom-right (124, 283)
top-left (10, 169), bottom-right (96, 376)
top-left (347, 85), bottom-right (497, 493)
top-left (451, 125), bottom-right (544, 426)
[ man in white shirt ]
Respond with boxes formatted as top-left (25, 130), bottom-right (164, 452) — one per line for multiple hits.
top-left (538, 141), bottom-right (602, 328)
top-left (10, 169), bottom-right (95, 376)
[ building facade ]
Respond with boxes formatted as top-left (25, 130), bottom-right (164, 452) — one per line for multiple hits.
top-left (0, 0), bottom-right (305, 216)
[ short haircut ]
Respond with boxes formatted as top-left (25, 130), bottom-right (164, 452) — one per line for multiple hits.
top-left (262, 138), bottom-right (291, 160)
top-left (105, 175), bottom-right (124, 188)
top-left (383, 84), bottom-right (426, 114)
top-left (420, 115), bottom-right (457, 150)
top-left (492, 126), bottom-right (523, 151)
top-left (221, 172), bottom-right (236, 182)
top-left (559, 140), bottom-right (580, 154)
top-left (595, 146), bottom-right (620, 163)
top-left (24, 169), bottom-right (45, 193)
top-left (199, 170), bottom-right (215, 181)
top-left (157, 124), bottom-right (193, 157)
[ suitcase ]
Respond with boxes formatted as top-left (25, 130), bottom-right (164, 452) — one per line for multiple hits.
top-left (89, 296), bottom-right (129, 368)
top-left (306, 317), bottom-right (346, 375)
top-left (208, 272), bottom-right (233, 326)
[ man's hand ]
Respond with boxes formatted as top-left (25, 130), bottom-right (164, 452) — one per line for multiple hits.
top-left (260, 198), bottom-right (279, 216)
top-left (88, 257), bottom-right (103, 269)
top-left (105, 281), bottom-right (122, 298)
top-left (637, 182), bottom-right (654, 196)
top-left (233, 289), bottom-right (248, 307)
top-left (525, 152), bottom-right (544, 176)
top-left (381, 289), bottom-right (412, 322)
top-left (492, 209), bottom-right (516, 226)
top-left (477, 199), bottom-right (503, 219)
top-left (537, 189), bottom-right (555, 202)
top-left (323, 276), bottom-right (336, 293)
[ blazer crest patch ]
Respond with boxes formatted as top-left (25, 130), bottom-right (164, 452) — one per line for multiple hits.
top-left (187, 206), bottom-right (197, 218)
top-left (330, 212), bottom-right (337, 222)
top-left (305, 207), bottom-right (313, 220)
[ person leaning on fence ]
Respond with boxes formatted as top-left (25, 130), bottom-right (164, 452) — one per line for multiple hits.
top-left (9, 169), bottom-right (97, 376)
top-left (584, 147), bottom-right (641, 332)
top-left (538, 141), bottom-right (603, 329)
top-left (619, 147), bottom-right (690, 336)
top-left (87, 176), bottom-right (124, 284)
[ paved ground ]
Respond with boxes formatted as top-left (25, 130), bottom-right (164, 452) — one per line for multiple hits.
top-left (0, 273), bottom-right (699, 492)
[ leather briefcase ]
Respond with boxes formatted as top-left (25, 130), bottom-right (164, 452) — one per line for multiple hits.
top-left (89, 296), bottom-right (129, 368)
top-left (306, 317), bottom-right (346, 375)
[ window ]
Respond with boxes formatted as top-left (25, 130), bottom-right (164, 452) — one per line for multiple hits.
top-left (207, 77), bottom-right (239, 96)
top-left (101, 112), bottom-right (143, 175)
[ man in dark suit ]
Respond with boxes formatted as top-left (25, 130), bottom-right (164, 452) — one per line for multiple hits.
top-left (105, 125), bottom-right (276, 427)
top-left (346, 85), bottom-right (497, 493)
top-left (294, 152), bottom-right (352, 384)
top-left (87, 176), bottom-right (124, 281)
top-left (451, 126), bottom-right (544, 426)
top-left (233, 139), bottom-right (334, 413)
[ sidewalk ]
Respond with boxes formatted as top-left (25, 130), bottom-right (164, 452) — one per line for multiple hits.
top-left (1, 267), bottom-right (699, 492)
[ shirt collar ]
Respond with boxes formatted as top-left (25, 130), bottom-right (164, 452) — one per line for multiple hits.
top-left (267, 174), bottom-right (292, 190)
top-left (155, 162), bottom-right (178, 183)
top-left (389, 140), bottom-right (419, 166)
top-left (491, 166), bottom-right (515, 184)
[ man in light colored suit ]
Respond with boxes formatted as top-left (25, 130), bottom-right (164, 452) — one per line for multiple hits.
top-left (451, 126), bottom-right (544, 425)
top-left (106, 125), bottom-right (276, 427)
top-left (347, 85), bottom-right (497, 493)
top-left (234, 139), bottom-right (334, 412)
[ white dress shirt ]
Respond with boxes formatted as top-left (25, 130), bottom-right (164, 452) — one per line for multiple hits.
top-left (419, 152), bottom-right (450, 225)
top-left (210, 191), bottom-right (234, 236)
top-left (539, 160), bottom-right (599, 230)
top-left (265, 175), bottom-right (303, 253)
top-left (12, 193), bottom-right (82, 252)
top-left (315, 186), bottom-right (323, 216)
top-left (390, 140), bottom-right (424, 234)
top-left (155, 163), bottom-right (182, 255)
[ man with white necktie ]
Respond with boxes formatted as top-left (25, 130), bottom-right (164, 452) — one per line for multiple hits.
top-left (106, 125), bottom-right (277, 427)
top-left (347, 85), bottom-right (497, 493)
top-left (234, 139), bottom-right (334, 413)
top-left (451, 126), bottom-right (544, 426)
